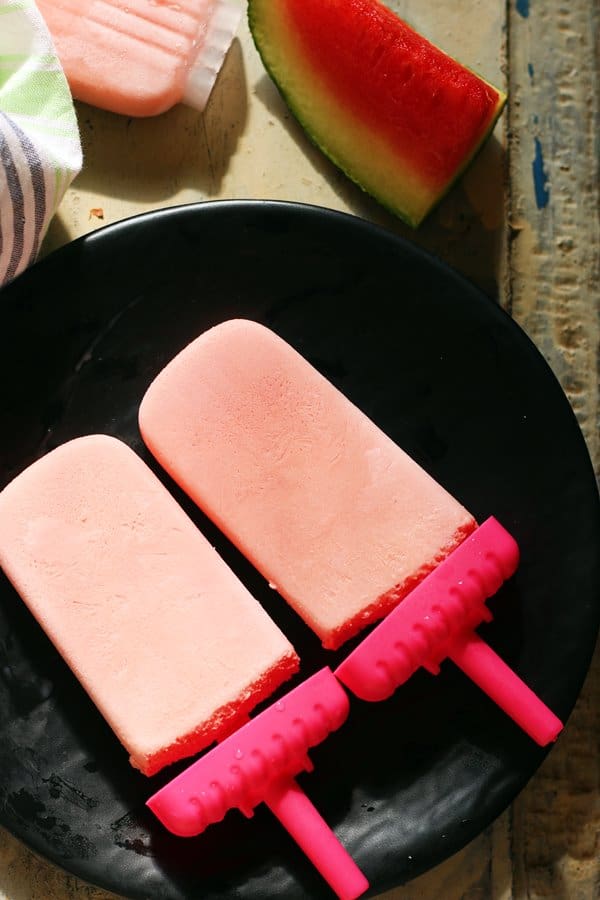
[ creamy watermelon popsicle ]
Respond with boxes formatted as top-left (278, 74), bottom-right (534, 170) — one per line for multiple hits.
top-left (36, 0), bottom-right (241, 117)
top-left (0, 435), bottom-right (368, 899)
top-left (139, 319), bottom-right (563, 745)
top-left (0, 434), bottom-right (298, 775)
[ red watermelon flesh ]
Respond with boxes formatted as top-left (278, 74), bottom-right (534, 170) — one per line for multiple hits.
top-left (249, 0), bottom-right (506, 226)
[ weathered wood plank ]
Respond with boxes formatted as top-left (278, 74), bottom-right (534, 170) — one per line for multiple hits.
top-left (505, 1), bottom-right (600, 898)
top-left (506, 0), bottom-right (600, 466)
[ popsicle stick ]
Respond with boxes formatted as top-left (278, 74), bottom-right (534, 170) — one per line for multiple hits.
top-left (448, 631), bottom-right (563, 745)
top-left (265, 777), bottom-right (369, 900)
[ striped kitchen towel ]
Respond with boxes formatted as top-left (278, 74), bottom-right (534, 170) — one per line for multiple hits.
top-left (0, 0), bottom-right (81, 286)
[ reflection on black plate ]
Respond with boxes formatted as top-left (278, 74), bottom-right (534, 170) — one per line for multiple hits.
top-left (0, 201), bottom-right (598, 900)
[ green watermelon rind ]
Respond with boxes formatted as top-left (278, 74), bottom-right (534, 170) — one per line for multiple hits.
top-left (248, 0), bottom-right (507, 228)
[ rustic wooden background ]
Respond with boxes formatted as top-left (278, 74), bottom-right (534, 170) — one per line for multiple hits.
top-left (1, 1), bottom-right (598, 897)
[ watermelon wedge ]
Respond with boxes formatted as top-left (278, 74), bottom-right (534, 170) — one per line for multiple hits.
top-left (249, 0), bottom-right (507, 226)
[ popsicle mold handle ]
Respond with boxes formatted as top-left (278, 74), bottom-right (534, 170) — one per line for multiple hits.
top-left (147, 668), bottom-right (369, 899)
top-left (449, 632), bottom-right (563, 745)
top-left (265, 778), bottom-right (369, 900)
top-left (336, 518), bottom-right (563, 745)
top-left (336, 518), bottom-right (519, 700)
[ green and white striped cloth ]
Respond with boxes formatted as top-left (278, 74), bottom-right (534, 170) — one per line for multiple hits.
top-left (0, 0), bottom-right (81, 286)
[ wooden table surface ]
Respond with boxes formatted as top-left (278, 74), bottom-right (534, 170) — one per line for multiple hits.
top-left (1, 1), bottom-right (598, 898)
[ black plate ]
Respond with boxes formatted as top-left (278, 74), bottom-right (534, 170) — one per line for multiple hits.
top-left (0, 201), bottom-right (598, 900)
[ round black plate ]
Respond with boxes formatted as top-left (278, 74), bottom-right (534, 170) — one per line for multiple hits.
top-left (0, 201), bottom-right (598, 900)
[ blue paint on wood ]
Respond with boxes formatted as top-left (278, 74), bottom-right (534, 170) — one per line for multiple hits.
top-left (533, 138), bottom-right (550, 208)
top-left (516, 0), bottom-right (530, 17)
top-left (527, 62), bottom-right (534, 81)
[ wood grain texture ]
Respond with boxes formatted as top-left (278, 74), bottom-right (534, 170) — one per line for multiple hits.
top-left (2, 0), bottom-right (598, 898)
top-left (506, 0), bottom-right (600, 464)
top-left (505, 1), bottom-right (600, 897)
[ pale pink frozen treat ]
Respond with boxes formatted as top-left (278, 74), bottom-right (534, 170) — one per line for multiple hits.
top-left (139, 319), bottom-right (477, 650)
top-left (36, 0), bottom-right (241, 117)
top-left (0, 435), bottom-right (298, 776)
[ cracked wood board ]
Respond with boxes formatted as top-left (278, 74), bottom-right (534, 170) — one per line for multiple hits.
top-left (505, 2), bottom-right (600, 898)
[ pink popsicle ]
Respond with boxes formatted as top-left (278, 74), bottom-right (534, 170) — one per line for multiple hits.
top-left (139, 318), bottom-right (477, 650)
top-left (0, 434), bottom-right (298, 775)
top-left (36, 0), bottom-right (241, 116)
top-left (139, 319), bottom-right (563, 744)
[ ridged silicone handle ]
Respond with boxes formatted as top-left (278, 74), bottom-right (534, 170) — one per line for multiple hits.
top-left (449, 631), bottom-right (563, 744)
top-left (336, 518), bottom-right (563, 746)
top-left (147, 668), bottom-right (369, 899)
top-left (265, 777), bottom-right (369, 900)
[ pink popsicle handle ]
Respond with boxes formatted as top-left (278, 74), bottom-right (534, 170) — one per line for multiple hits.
top-left (449, 631), bottom-right (563, 745)
top-left (336, 518), bottom-right (564, 744)
top-left (265, 777), bottom-right (369, 900)
top-left (147, 669), bottom-right (369, 898)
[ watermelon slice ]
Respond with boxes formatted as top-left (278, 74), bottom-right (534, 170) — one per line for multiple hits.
top-left (248, 0), bottom-right (506, 226)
